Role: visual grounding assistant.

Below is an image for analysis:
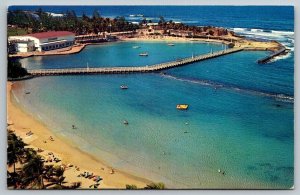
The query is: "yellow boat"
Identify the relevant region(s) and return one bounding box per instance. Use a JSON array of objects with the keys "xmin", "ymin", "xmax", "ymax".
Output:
[{"xmin": 176, "ymin": 104, "xmax": 189, "ymax": 110}]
